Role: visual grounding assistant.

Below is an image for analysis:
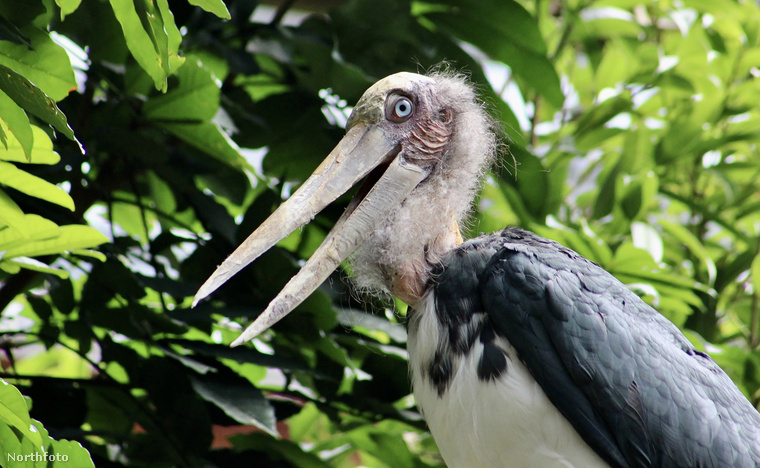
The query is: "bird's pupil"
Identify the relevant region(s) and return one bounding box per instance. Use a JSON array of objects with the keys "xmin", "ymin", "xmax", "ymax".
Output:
[{"xmin": 396, "ymin": 100, "xmax": 410, "ymax": 116}]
